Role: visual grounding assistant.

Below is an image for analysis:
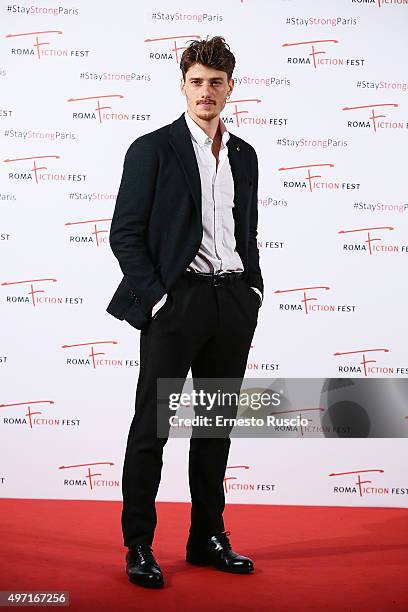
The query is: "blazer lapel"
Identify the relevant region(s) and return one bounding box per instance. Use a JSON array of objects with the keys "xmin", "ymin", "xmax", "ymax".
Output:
[
  {"xmin": 169, "ymin": 114, "xmax": 202, "ymax": 216},
  {"xmin": 227, "ymin": 134, "xmax": 248, "ymax": 217},
  {"xmin": 169, "ymin": 114, "xmax": 249, "ymax": 219}
]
